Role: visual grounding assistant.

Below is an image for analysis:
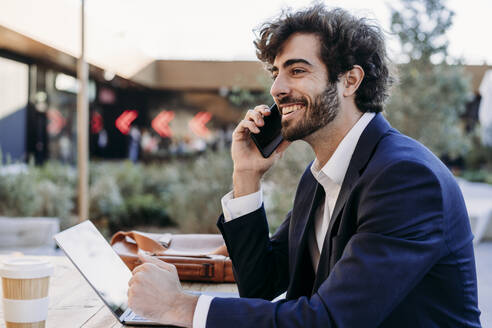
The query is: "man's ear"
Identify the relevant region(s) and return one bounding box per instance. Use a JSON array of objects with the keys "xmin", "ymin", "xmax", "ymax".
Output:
[{"xmin": 342, "ymin": 65, "xmax": 364, "ymax": 97}]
